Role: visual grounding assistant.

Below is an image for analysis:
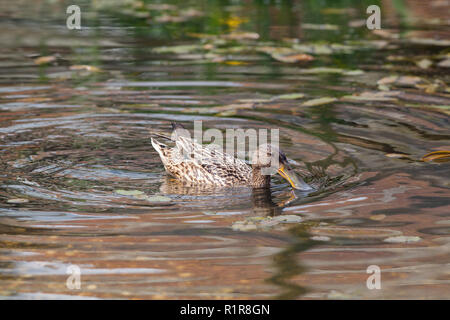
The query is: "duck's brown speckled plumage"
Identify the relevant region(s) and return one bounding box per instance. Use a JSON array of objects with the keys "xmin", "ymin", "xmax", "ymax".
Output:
[
  {"xmin": 151, "ymin": 123, "xmax": 313, "ymax": 191},
  {"xmin": 151, "ymin": 134, "xmax": 260, "ymax": 187}
]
